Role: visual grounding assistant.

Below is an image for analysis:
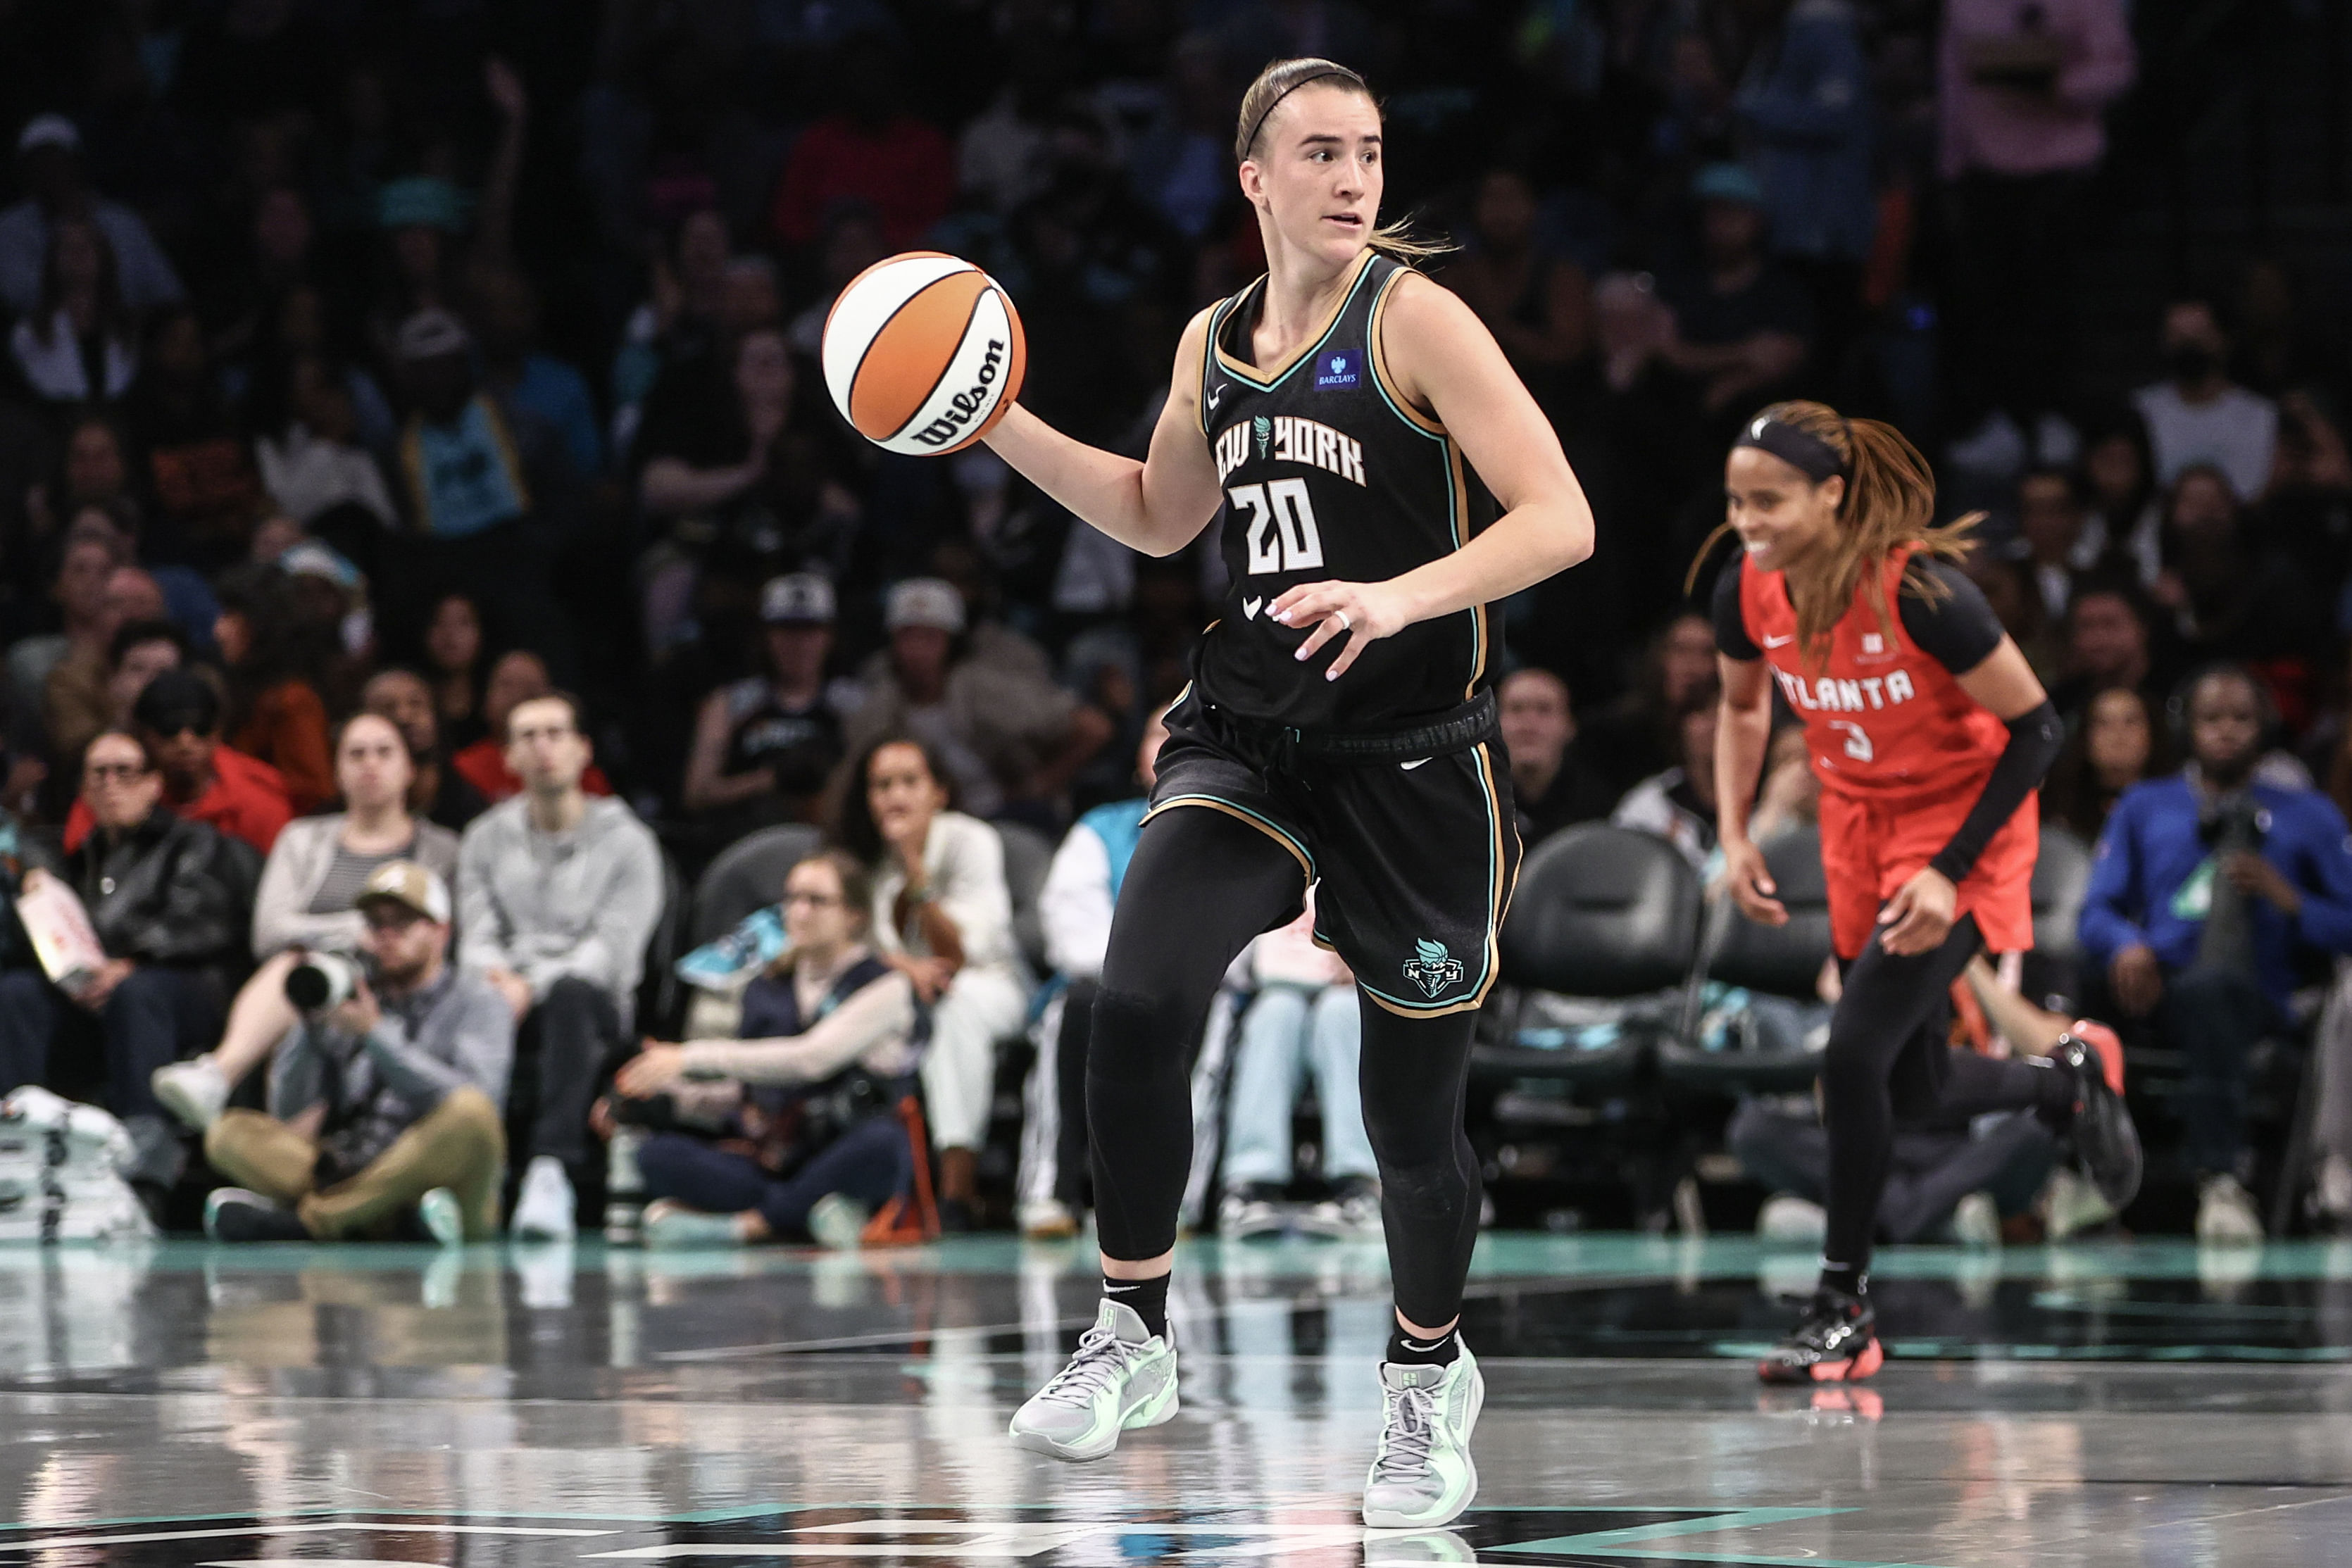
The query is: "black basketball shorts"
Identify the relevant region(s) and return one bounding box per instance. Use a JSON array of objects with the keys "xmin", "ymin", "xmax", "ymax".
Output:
[{"xmin": 1146, "ymin": 693, "xmax": 1522, "ymax": 1018}]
